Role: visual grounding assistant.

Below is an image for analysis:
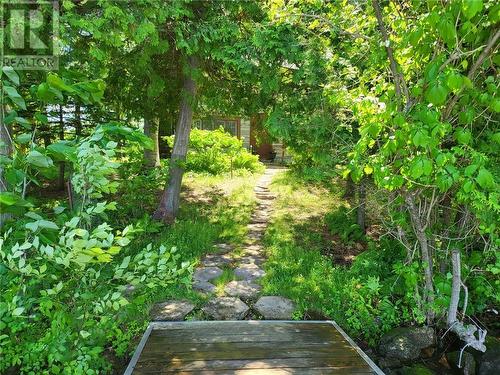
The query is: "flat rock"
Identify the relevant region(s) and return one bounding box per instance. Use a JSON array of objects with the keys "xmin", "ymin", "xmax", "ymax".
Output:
[
  {"xmin": 256, "ymin": 193, "xmax": 276, "ymax": 200},
  {"xmin": 202, "ymin": 297, "xmax": 249, "ymax": 320},
  {"xmin": 234, "ymin": 263, "xmax": 266, "ymax": 280},
  {"xmin": 194, "ymin": 266, "xmax": 223, "ymax": 282},
  {"xmin": 214, "ymin": 243, "xmax": 233, "ymax": 253},
  {"xmin": 378, "ymin": 326, "xmax": 436, "ymax": 362},
  {"xmin": 243, "ymin": 244, "xmax": 264, "ymax": 255},
  {"xmin": 238, "ymin": 254, "xmax": 266, "ymax": 265},
  {"xmin": 254, "ymin": 296, "xmax": 295, "ymax": 319},
  {"xmin": 247, "ymin": 223, "xmax": 267, "ymax": 231},
  {"xmin": 150, "ymin": 300, "xmax": 195, "ymax": 321},
  {"xmin": 193, "ymin": 279, "xmax": 216, "ymax": 294},
  {"xmin": 224, "ymin": 280, "xmax": 262, "ymax": 299},
  {"xmin": 200, "ymin": 253, "xmax": 233, "ymax": 267}
]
